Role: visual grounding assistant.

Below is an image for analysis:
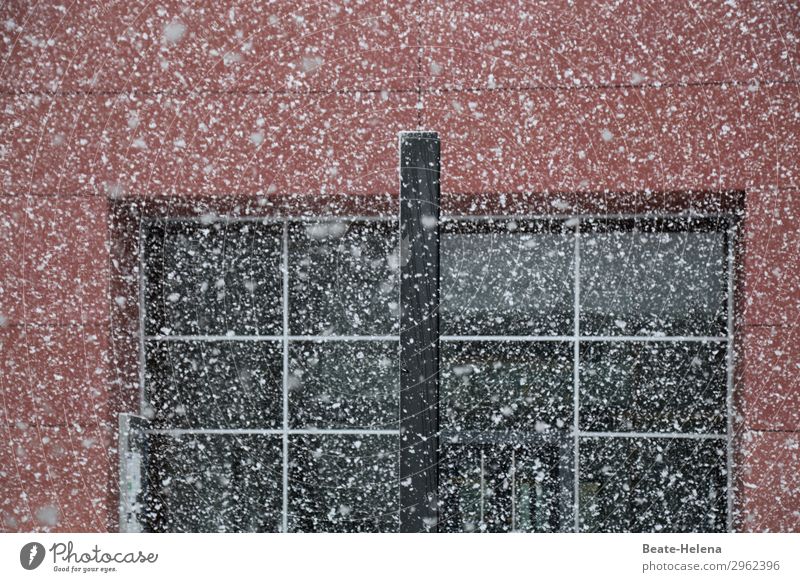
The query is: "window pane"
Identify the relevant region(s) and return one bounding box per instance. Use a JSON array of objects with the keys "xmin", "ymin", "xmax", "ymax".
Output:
[
  {"xmin": 144, "ymin": 221, "xmax": 283, "ymax": 336},
  {"xmin": 579, "ymin": 437, "xmax": 727, "ymax": 532},
  {"xmin": 288, "ymin": 435, "xmax": 399, "ymax": 532},
  {"xmin": 441, "ymin": 221, "xmax": 574, "ymax": 335},
  {"xmin": 441, "ymin": 341, "xmax": 573, "ymax": 432},
  {"xmin": 439, "ymin": 439, "xmax": 573, "ymax": 532},
  {"xmin": 145, "ymin": 434, "xmax": 282, "ymax": 532},
  {"xmin": 580, "ymin": 342, "xmax": 727, "ymax": 434},
  {"xmin": 580, "ymin": 223, "xmax": 727, "ymax": 337},
  {"xmin": 288, "ymin": 341, "xmax": 399, "ymax": 430},
  {"xmin": 145, "ymin": 340, "xmax": 282, "ymax": 429},
  {"xmin": 289, "ymin": 221, "xmax": 399, "ymax": 335}
]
